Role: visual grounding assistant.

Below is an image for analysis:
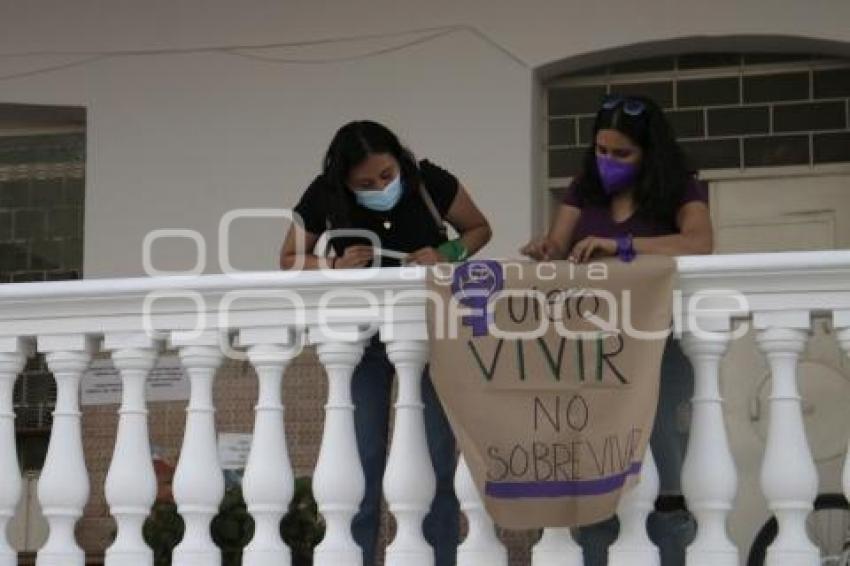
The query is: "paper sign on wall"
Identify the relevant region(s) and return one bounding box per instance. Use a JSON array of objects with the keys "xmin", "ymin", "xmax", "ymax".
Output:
[
  {"xmin": 218, "ymin": 433, "xmax": 253, "ymax": 470},
  {"xmin": 81, "ymin": 354, "xmax": 189, "ymax": 405}
]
